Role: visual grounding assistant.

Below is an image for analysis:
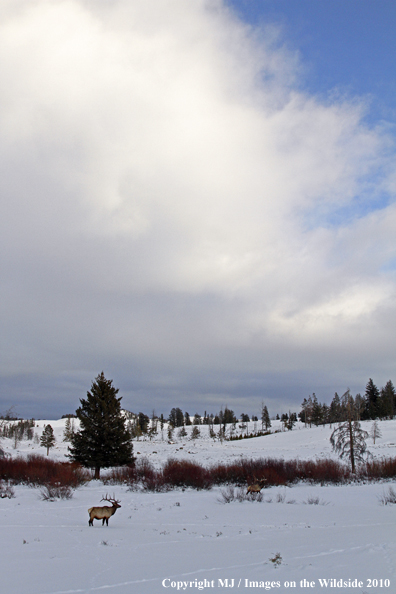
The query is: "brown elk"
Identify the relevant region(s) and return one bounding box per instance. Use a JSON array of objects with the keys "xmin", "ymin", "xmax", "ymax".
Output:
[
  {"xmin": 88, "ymin": 495, "xmax": 121, "ymax": 526},
  {"xmin": 246, "ymin": 477, "xmax": 267, "ymax": 495}
]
